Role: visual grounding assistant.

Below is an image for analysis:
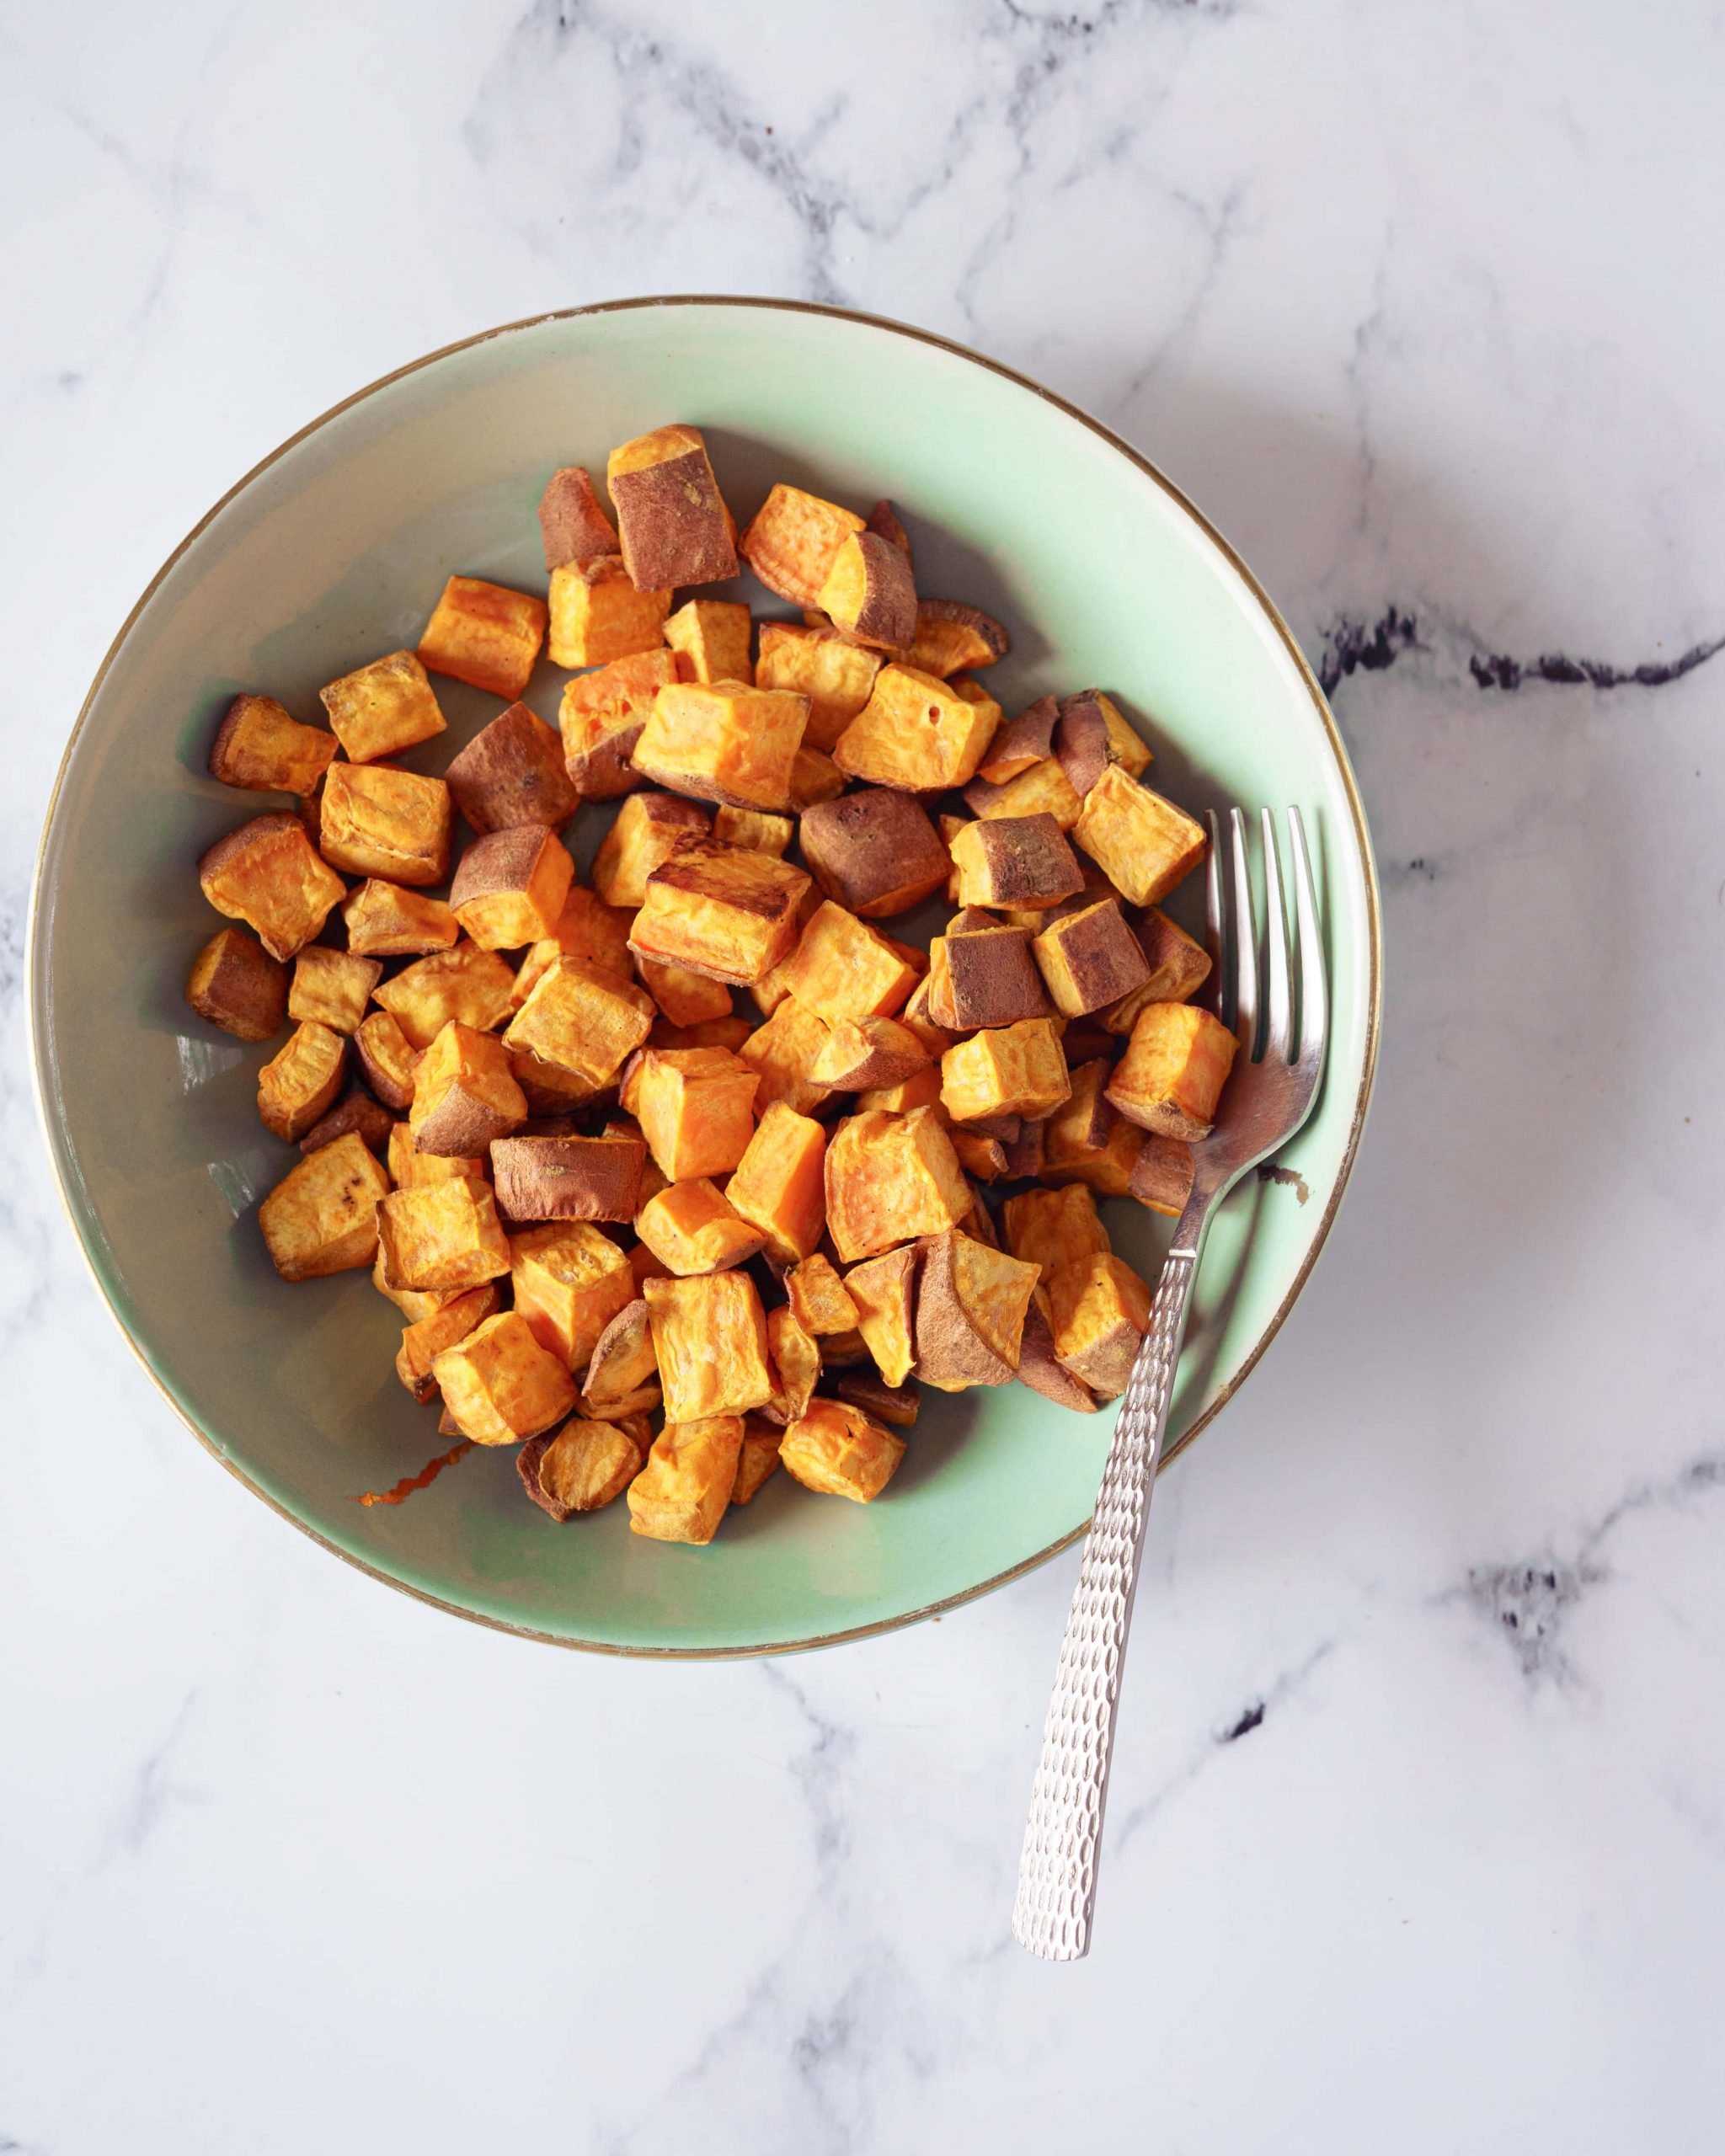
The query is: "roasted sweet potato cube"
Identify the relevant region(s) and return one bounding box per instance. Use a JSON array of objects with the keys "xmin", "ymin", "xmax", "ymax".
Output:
[
  {"xmin": 630, "ymin": 842, "xmax": 811, "ymax": 987},
  {"xmin": 445, "ymin": 702, "xmax": 579, "ymax": 834},
  {"xmin": 761, "ymin": 1305, "xmax": 820, "ymax": 1427},
  {"xmin": 864, "ymin": 498, "xmax": 911, "ymax": 558},
  {"xmin": 539, "ymin": 464, "xmax": 617, "ymax": 571},
  {"xmin": 1015, "ymin": 1288, "xmax": 1099, "ymax": 1412},
  {"xmin": 737, "ymin": 996, "xmax": 835, "ymax": 1117},
  {"xmin": 1108, "ymin": 1002, "xmax": 1238, "ymax": 1140},
  {"xmin": 627, "ymin": 1416, "xmax": 745, "ymax": 1544},
  {"xmin": 779, "ymin": 902, "xmax": 921, "ymax": 1023},
  {"xmin": 376, "ymin": 941, "xmax": 515, "ymax": 1049},
  {"xmin": 519, "ymin": 1417, "xmax": 642, "ymax": 1518},
  {"xmin": 739, "ymin": 483, "xmax": 865, "ymax": 607},
  {"xmin": 633, "ymin": 680, "xmax": 809, "ymax": 812},
  {"xmin": 817, "ymin": 530, "xmax": 916, "ymax": 653},
  {"xmin": 1055, "ymin": 688, "xmax": 1151, "ymax": 793},
  {"xmin": 905, "ymin": 599, "xmax": 1009, "ymax": 677},
  {"xmin": 319, "ymin": 764, "xmax": 451, "ymax": 888},
  {"xmin": 510, "ymin": 1220, "xmax": 635, "ymax": 1370},
  {"xmin": 300, "ymin": 1087, "xmax": 396, "ymax": 1159},
  {"xmin": 1002, "ymin": 1182, "xmax": 1111, "ymax": 1283},
  {"xmin": 287, "ymin": 946, "xmax": 381, "ymax": 1036},
  {"xmin": 1103, "ymin": 907, "xmax": 1211, "ymax": 1033},
  {"xmin": 409, "ymin": 1022, "xmax": 526, "ymax": 1155},
  {"xmin": 963, "ymin": 755, "xmax": 1084, "ymax": 830},
  {"xmin": 943, "ymin": 924, "xmax": 1052, "ymax": 1030},
  {"xmin": 786, "ymin": 1252, "xmax": 858, "ymax": 1337},
  {"xmin": 1129, "ymin": 1132, "xmax": 1196, "ymax": 1217},
  {"xmin": 449, "ymin": 826, "xmax": 574, "ymax": 951},
  {"xmin": 636, "ymin": 956, "xmax": 732, "ymax": 1028},
  {"xmin": 1032, "ymin": 897, "xmax": 1151, "ymax": 1019},
  {"xmin": 581, "ymin": 1296, "xmax": 660, "ymax": 1418},
  {"xmin": 949, "ymin": 814, "xmax": 1083, "ymax": 913},
  {"xmin": 786, "ymin": 745, "xmax": 843, "ymax": 812},
  {"xmin": 824, "ymin": 1105, "xmax": 971, "ymax": 1262},
  {"xmin": 389, "ymin": 1118, "xmax": 483, "ymax": 1188},
  {"xmin": 489, "ymin": 1134, "xmax": 643, "ymax": 1225},
  {"xmin": 373, "ymin": 1246, "xmax": 465, "ymax": 1322},
  {"xmin": 257, "ymin": 1131, "xmax": 390, "ymax": 1282},
  {"xmin": 418, "ymin": 575, "xmax": 547, "ymax": 701},
  {"xmin": 590, "ymin": 788, "xmax": 710, "ymax": 907},
  {"xmin": 185, "ymin": 926, "xmax": 286, "ymax": 1040},
  {"xmin": 514, "ymin": 886, "xmax": 634, "ymax": 1003},
  {"xmin": 624, "ymin": 1046, "xmax": 757, "ymax": 1181},
  {"xmin": 833, "ymin": 664, "xmax": 999, "ymax": 793},
  {"xmin": 706, "ymin": 810, "xmax": 788, "ymax": 864},
  {"xmin": 644, "ymin": 1273, "xmax": 775, "ymax": 1422},
  {"xmin": 730, "ymin": 1415, "xmax": 783, "ymax": 1505},
  {"xmin": 434, "ymin": 1309, "xmax": 579, "ymax": 1444},
  {"xmin": 952, "ymin": 1131, "xmax": 1008, "ymax": 1180},
  {"xmin": 913, "ymin": 1228, "xmax": 1039, "ymax": 1390},
  {"xmin": 809, "ymin": 1016, "xmax": 928, "ymax": 1092},
  {"xmin": 1042, "ymin": 1057, "xmax": 1143, "ymax": 1195},
  {"xmin": 856, "ymin": 1064, "xmax": 944, "ymax": 1115},
  {"xmin": 396, "ymin": 1283, "xmax": 500, "ymax": 1401},
  {"xmin": 1048, "ymin": 1253, "xmax": 1152, "ymax": 1397},
  {"xmin": 1072, "ymin": 766, "xmax": 1208, "ymax": 908},
  {"xmin": 199, "ymin": 813, "xmax": 346, "ymax": 961},
  {"xmin": 318, "ymin": 649, "xmax": 446, "ymax": 764},
  {"xmin": 377, "ymin": 1178, "xmax": 511, "ymax": 1292},
  {"xmin": 558, "ymin": 648, "xmax": 678, "ymax": 801},
  {"xmin": 636, "ymin": 1180, "xmax": 765, "ymax": 1275},
  {"xmin": 209, "ymin": 694, "xmax": 336, "ymax": 795},
  {"xmin": 257, "ymin": 1021, "xmax": 345, "ymax": 1141},
  {"xmin": 504, "ymin": 955, "xmax": 654, "ymax": 1086},
  {"xmin": 755, "ymin": 622, "xmax": 881, "ymax": 750},
  {"xmin": 665, "ymin": 598, "xmax": 753, "ymax": 686},
  {"xmin": 779, "ymin": 1398, "xmax": 905, "ymax": 1502},
  {"xmin": 834, "ymin": 1369, "xmax": 917, "ymax": 1428},
  {"xmin": 354, "ymin": 1009, "xmax": 421, "ymax": 1110},
  {"xmin": 724, "ymin": 1101, "xmax": 826, "ymax": 1264},
  {"xmin": 797, "ymin": 790, "xmax": 951, "ymax": 921},
  {"xmin": 941, "ymin": 1018, "xmax": 1071, "ymax": 1124},
  {"xmin": 844, "ymin": 1244, "xmax": 918, "ymax": 1387},
  {"xmin": 606, "ymin": 424, "xmax": 737, "ymax": 590},
  {"xmin": 976, "ymin": 695, "xmax": 1057, "ymax": 787},
  {"xmin": 651, "ymin": 1015, "xmax": 754, "ymax": 1054},
  {"xmin": 342, "ymin": 880, "xmax": 458, "ymax": 958},
  {"xmin": 548, "ymin": 555, "xmax": 670, "ymax": 669}
]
